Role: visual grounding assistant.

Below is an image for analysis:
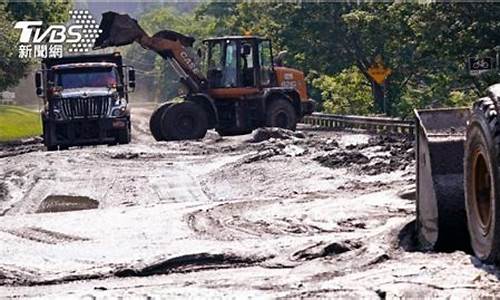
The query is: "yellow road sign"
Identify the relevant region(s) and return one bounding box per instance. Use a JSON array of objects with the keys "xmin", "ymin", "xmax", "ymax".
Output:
[{"xmin": 368, "ymin": 65, "xmax": 392, "ymax": 85}]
